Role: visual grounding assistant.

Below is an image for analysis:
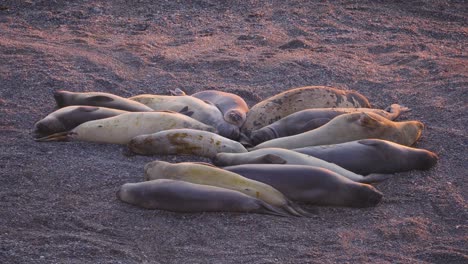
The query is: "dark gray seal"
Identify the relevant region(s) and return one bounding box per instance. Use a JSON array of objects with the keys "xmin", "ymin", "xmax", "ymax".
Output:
[
  {"xmin": 33, "ymin": 106, "xmax": 127, "ymax": 138},
  {"xmin": 293, "ymin": 139, "xmax": 438, "ymax": 175},
  {"xmin": 223, "ymin": 164, "xmax": 383, "ymax": 208},
  {"xmin": 54, "ymin": 90, "xmax": 154, "ymax": 112},
  {"xmin": 117, "ymin": 179, "xmax": 289, "ymax": 216}
]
